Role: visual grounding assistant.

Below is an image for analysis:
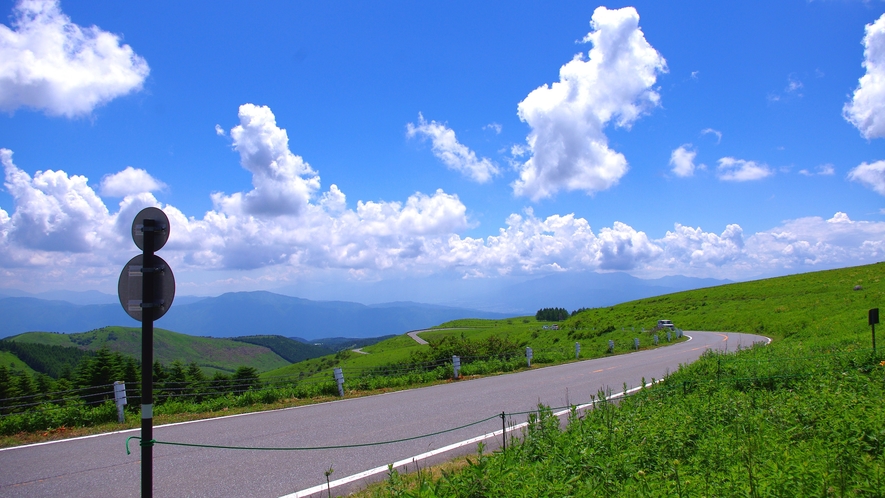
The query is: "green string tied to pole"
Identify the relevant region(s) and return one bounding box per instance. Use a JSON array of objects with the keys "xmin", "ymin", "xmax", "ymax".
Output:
[{"xmin": 126, "ymin": 436, "xmax": 156, "ymax": 455}]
